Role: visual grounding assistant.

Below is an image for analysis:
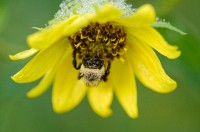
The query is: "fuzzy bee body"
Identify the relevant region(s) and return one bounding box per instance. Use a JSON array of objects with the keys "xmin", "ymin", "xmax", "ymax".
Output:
[
  {"xmin": 72, "ymin": 54, "xmax": 110, "ymax": 86},
  {"xmin": 80, "ymin": 64, "xmax": 105, "ymax": 86}
]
